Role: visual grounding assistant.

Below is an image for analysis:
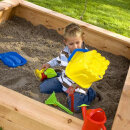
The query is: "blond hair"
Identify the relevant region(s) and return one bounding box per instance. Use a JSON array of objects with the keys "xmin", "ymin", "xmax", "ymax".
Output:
[{"xmin": 63, "ymin": 23, "xmax": 83, "ymax": 40}]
